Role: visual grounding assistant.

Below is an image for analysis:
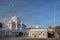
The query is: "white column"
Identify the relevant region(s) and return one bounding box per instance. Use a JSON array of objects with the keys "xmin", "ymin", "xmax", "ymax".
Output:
[
  {"xmin": 29, "ymin": 32, "xmax": 31, "ymax": 37},
  {"xmin": 15, "ymin": 21, "xmax": 17, "ymax": 30}
]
